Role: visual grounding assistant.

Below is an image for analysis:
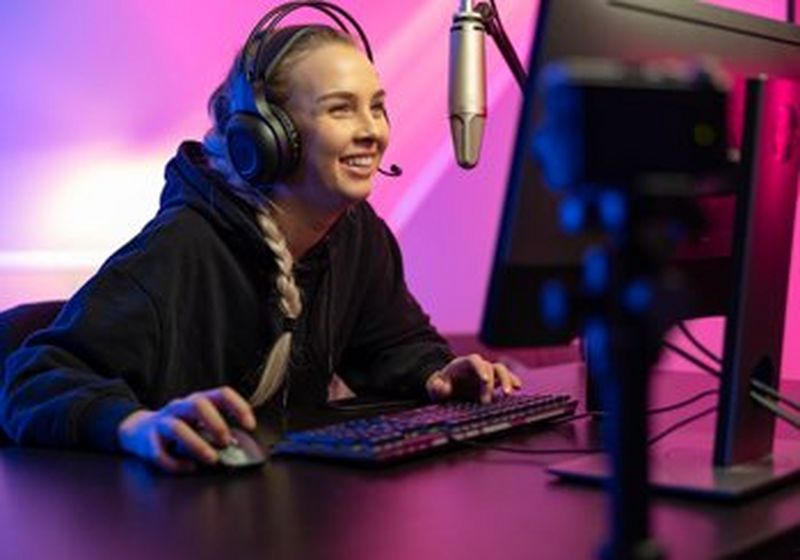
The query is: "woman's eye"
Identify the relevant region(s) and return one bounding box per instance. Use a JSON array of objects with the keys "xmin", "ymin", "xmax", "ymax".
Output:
[
  {"xmin": 330, "ymin": 104, "xmax": 351, "ymax": 114},
  {"xmin": 371, "ymin": 103, "xmax": 386, "ymax": 115}
]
